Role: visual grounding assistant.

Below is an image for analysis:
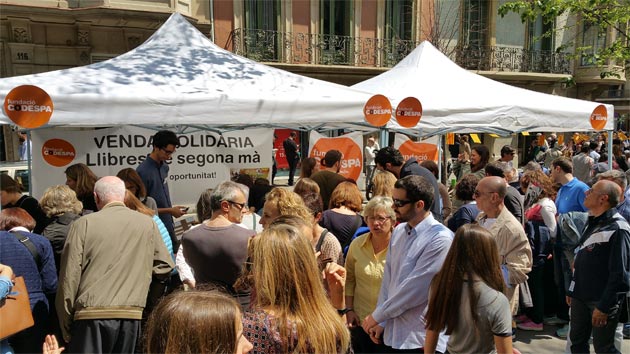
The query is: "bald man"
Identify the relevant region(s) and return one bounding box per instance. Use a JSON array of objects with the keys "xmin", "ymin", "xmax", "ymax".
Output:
[
  {"xmin": 568, "ymin": 180, "xmax": 630, "ymax": 353},
  {"xmin": 475, "ymin": 176, "xmax": 533, "ymax": 324},
  {"xmin": 56, "ymin": 176, "xmax": 174, "ymax": 353}
]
